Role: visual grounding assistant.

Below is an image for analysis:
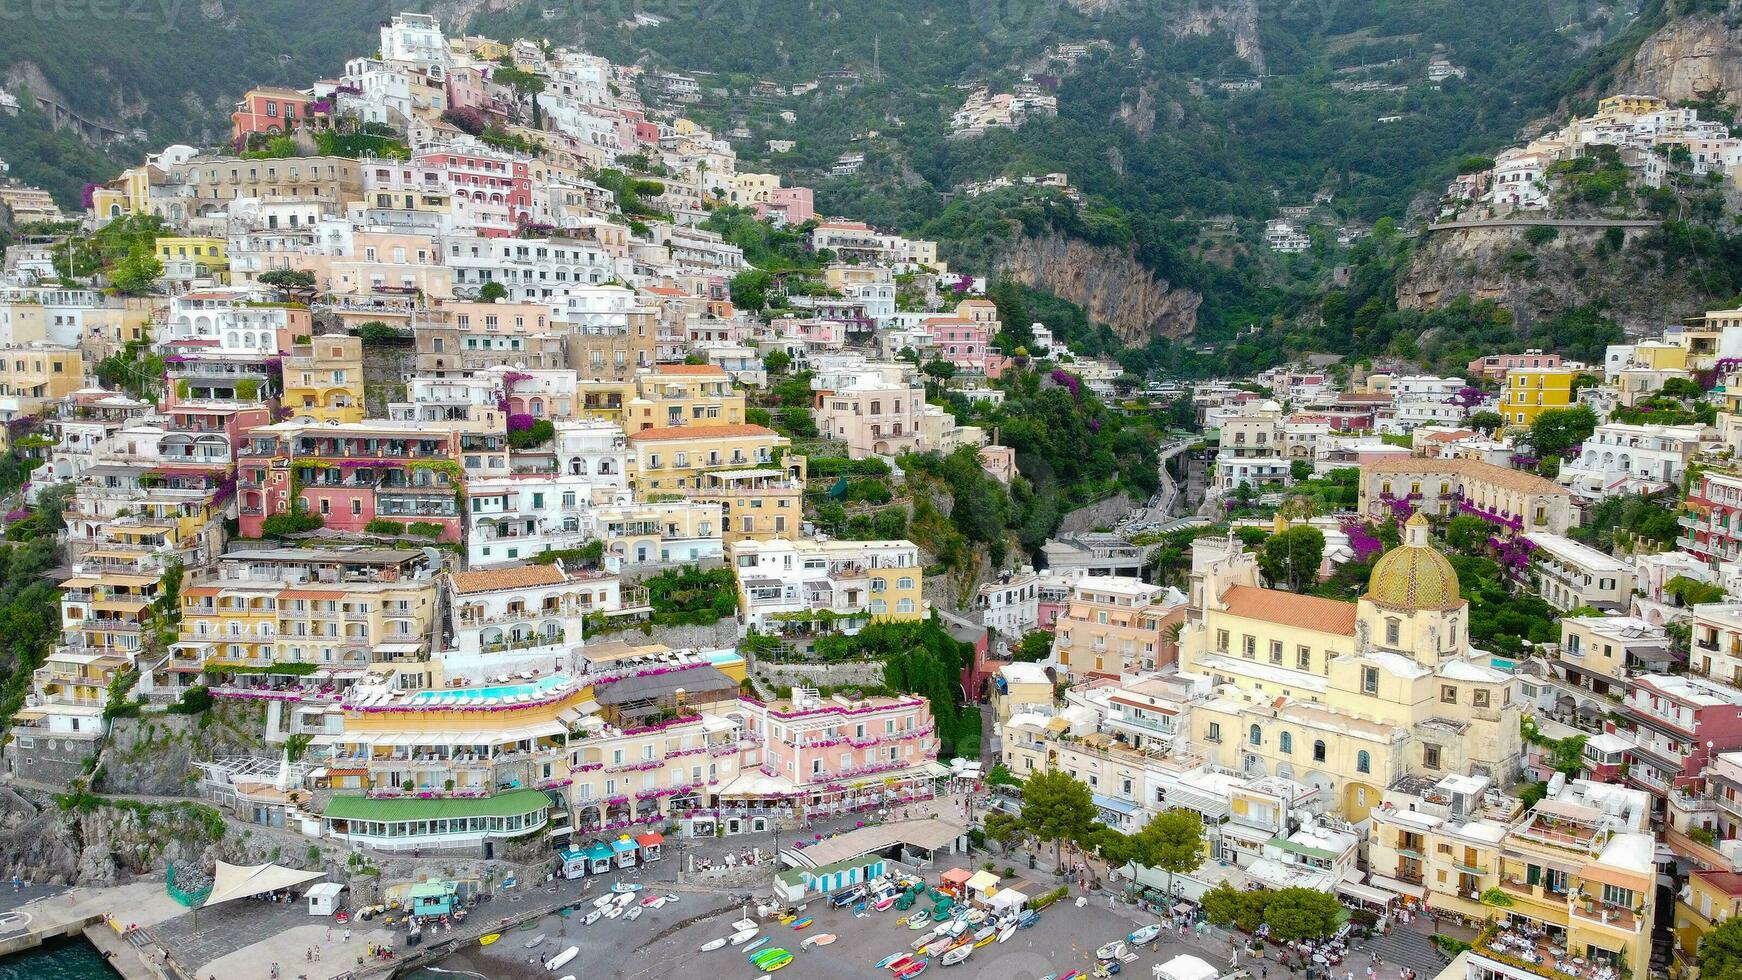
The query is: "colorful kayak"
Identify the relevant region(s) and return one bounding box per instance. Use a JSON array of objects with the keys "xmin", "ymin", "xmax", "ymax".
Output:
[
  {"xmin": 754, "ymin": 950, "xmax": 794, "ymax": 972},
  {"xmin": 479, "ymin": 934, "xmax": 500, "ymax": 947},
  {"xmin": 745, "ymin": 937, "xmax": 771, "ymax": 955},
  {"xmin": 792, "ymin": 917, "xmax": 813, "ymax": 930}
]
